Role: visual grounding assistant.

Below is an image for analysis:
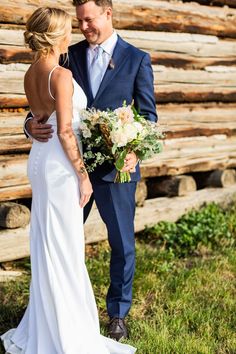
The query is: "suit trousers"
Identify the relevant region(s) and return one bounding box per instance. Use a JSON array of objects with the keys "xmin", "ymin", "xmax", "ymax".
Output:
[{"xmin": 84, "ymin": 179, "xmax": 137, "ymax": 319}]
